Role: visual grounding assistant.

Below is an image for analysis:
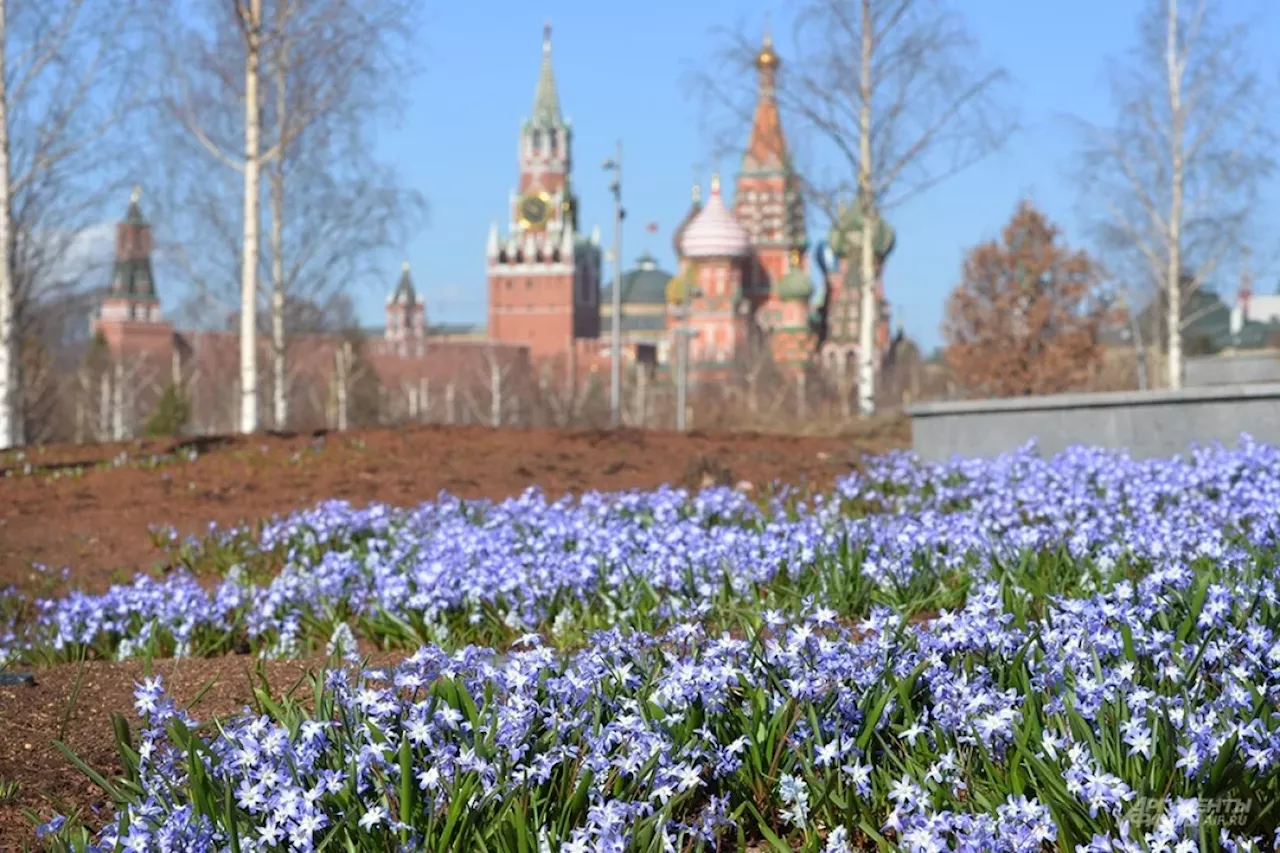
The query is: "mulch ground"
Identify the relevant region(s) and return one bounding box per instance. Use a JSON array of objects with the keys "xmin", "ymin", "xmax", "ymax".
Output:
[
  {"xmin": 0, "ymin": 420, "xmax": 909, "ymax": 847},
  {"xmin": 0, "ymin": 653, "xmax": 404, "ymax": 846},
  {"xmin": 0, "ymin": 421, "xmax": 907, "ymax": 594}
]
